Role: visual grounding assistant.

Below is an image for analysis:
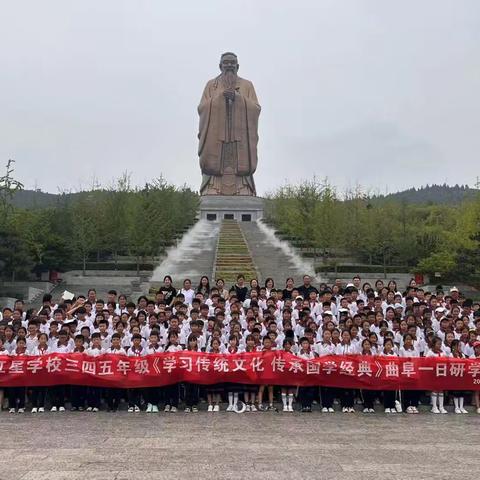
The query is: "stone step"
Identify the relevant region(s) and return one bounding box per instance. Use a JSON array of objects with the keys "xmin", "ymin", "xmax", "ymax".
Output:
[
  {"xmin": 239, "ymin": 220, "xmax": 319, "ymax": 286},
  {"xmin": 214, "ymin": 219, "xmax": 259, "ymax": 282}
]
